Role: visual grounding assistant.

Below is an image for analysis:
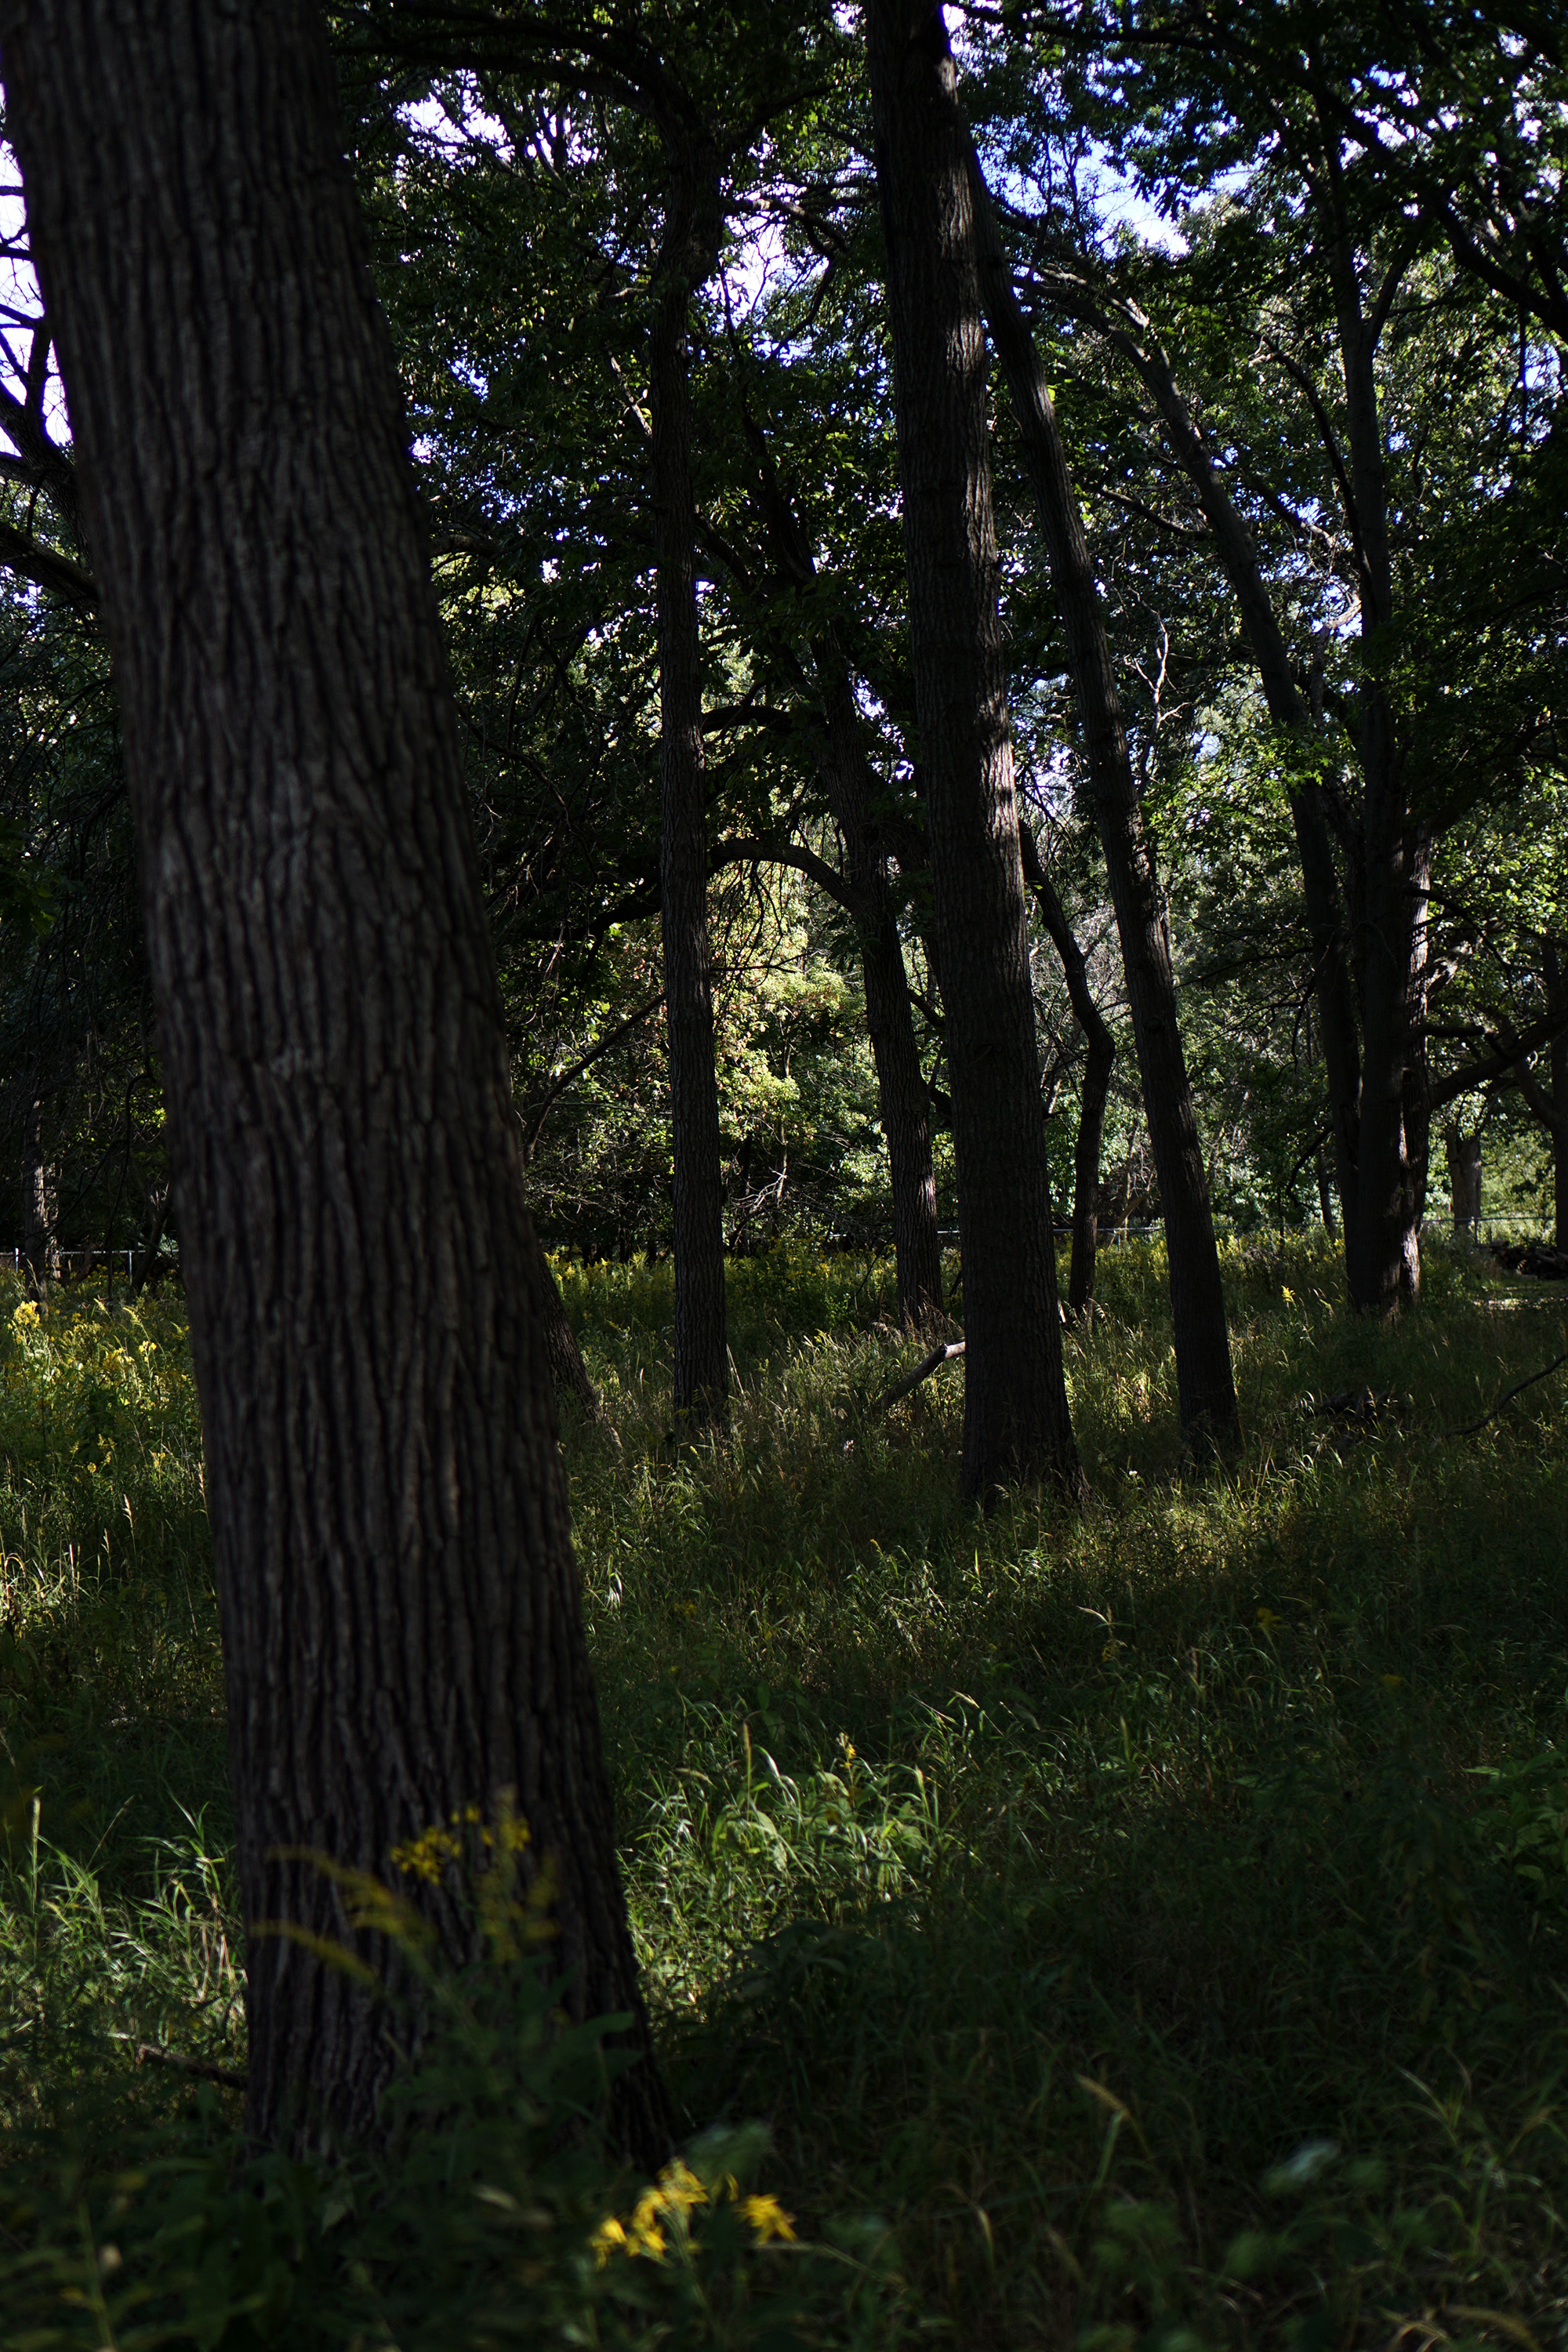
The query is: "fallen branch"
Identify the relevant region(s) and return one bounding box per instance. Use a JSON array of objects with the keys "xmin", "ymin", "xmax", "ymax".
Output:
[
  {"xmin": 136, "ymin": 2044, "xmax": 248, "ymax": 2091},
  {"xmin": 1440, "ymin": 1350, "xmax": 1568, "ymax": 1441},
  {"xmin": 873, "ymin": 1338, "xmax": 964, "ymax": 1414}
]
